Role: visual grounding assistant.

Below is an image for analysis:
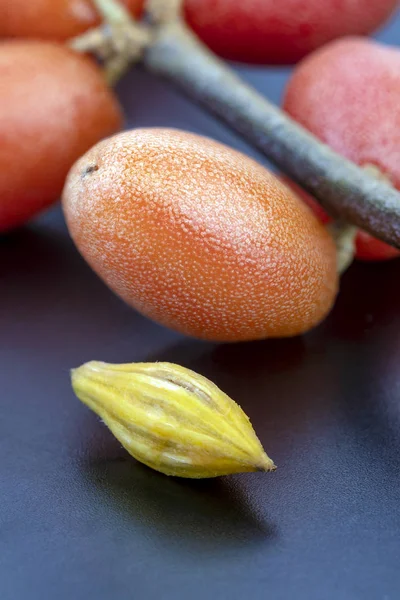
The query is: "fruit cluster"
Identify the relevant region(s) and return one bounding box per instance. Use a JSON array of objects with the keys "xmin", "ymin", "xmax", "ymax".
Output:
[{"xmin": 1, "ymin": 0, "xmax": 399, "ymax": 342}]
